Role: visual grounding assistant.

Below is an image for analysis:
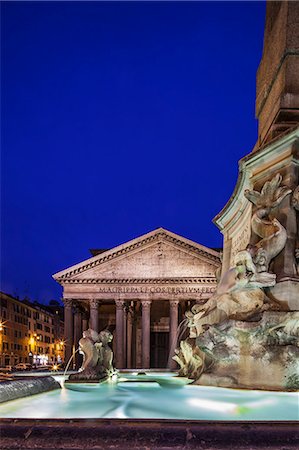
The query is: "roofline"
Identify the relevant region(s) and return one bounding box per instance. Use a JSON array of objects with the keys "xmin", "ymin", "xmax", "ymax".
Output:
[{"xmin": 53, "ymin": 227, "xmax": 221, "ymax": 281}]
